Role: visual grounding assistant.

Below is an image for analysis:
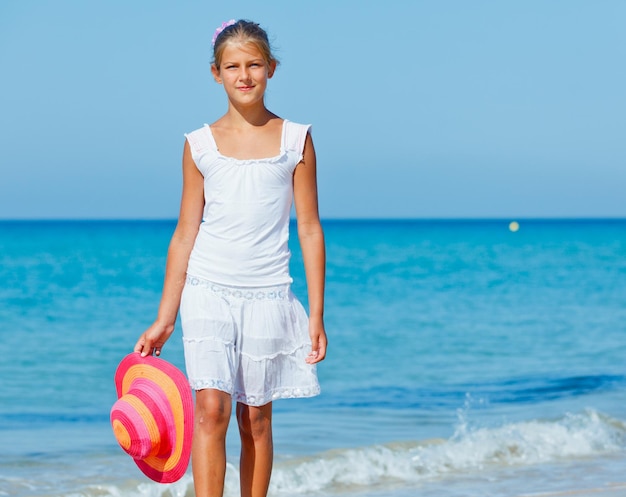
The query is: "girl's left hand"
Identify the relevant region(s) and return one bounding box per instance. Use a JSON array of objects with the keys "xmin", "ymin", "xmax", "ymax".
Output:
[{"xmin": 306, "ymin": 318, "xmax": 327, "ymax": 364}]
